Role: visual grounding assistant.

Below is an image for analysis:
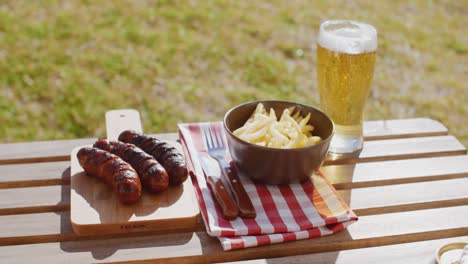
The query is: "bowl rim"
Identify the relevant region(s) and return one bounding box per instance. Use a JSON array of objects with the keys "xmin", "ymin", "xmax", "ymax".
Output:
[{"xmin": 223, "ymin": 100, "xmax": 335, "ymax": 152}]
